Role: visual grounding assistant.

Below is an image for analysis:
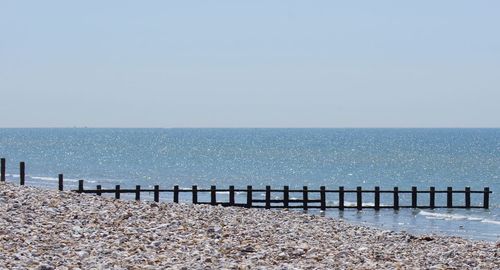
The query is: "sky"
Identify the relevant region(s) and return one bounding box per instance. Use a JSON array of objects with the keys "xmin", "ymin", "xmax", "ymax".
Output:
[{"xmin": 1, "ymin": 1, "xmax": 499, "ymax": 128}]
